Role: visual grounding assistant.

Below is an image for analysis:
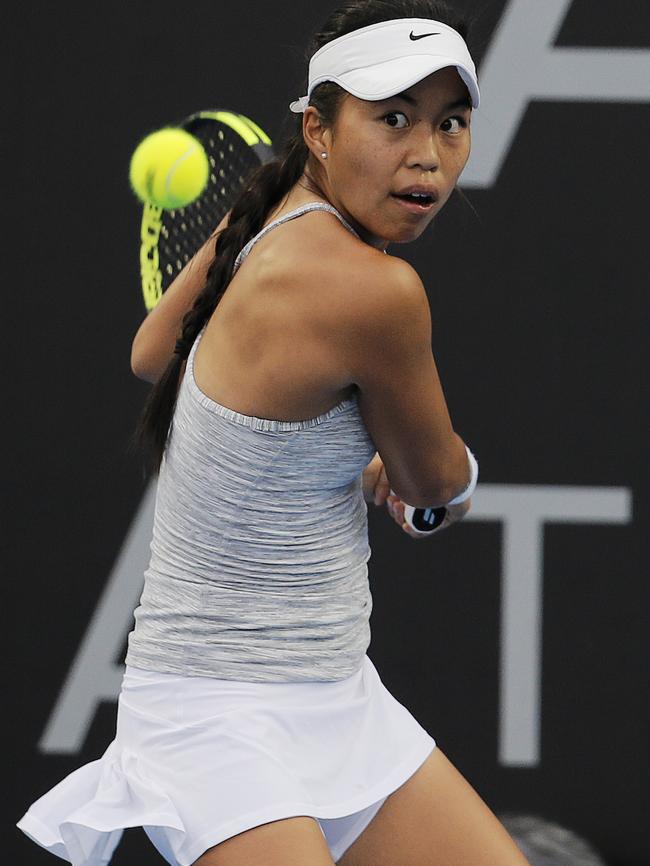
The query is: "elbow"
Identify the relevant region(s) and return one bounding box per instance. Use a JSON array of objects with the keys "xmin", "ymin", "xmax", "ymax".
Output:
[
  {"xmin": 131, "ymin": 364, "xmax": 158, "ymax": 385},
  {"xmin": 130, "ymin": 345, "xmax": 146, "ymax": 381},
  {"xmin": 130, "ymin": 346, "xmax": 157, "ymax": 384},
  {"xmin": 130, "ymin": 331, "xmax": 161, "ymax": 383},
  {"xmin": 130, "ymin": 331, "xmax": 145, "ymax": 379},
  {"xmin": 130, "ymin": 349, "xmax": 142, "ymax": 379}
]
